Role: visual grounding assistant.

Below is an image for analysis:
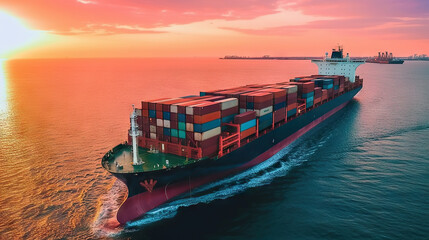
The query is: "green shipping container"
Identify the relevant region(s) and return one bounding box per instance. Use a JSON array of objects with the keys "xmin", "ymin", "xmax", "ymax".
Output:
[
  {"xmin": 178, "ymin": 122, "xmax": 186, "ymax": 131},
  {"xmin": 179, "ymin": 130, "xmax": 186, "ymax": 139}
]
